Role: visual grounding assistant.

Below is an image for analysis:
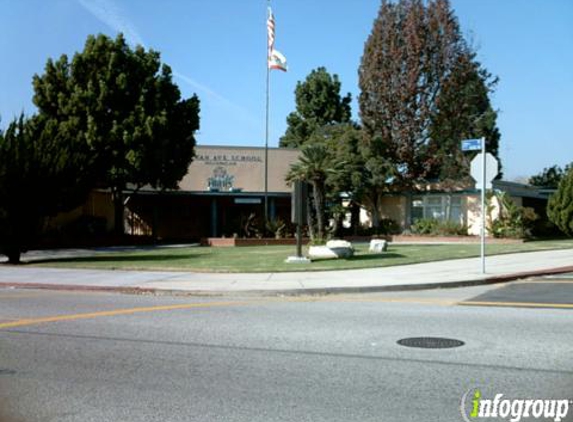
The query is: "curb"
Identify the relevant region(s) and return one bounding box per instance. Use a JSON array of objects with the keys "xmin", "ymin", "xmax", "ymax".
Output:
[
  {"xmin": 482, "ymin": 265, "xmax": 573, "ymax": 284},
  {"xmin": 0, "ymin": 282, "xmax": 159, "ymax": 295},
  {"xmin": 1, "ymin": 266, "xmax": 572, "ymax": 297}
]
